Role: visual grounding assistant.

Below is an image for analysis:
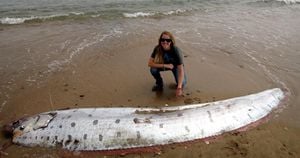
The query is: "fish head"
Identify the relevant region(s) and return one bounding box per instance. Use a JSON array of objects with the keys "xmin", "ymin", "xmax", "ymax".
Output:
[{"xmin": 5, "ymin": 112, "xmax": 57, "ymax": 141}]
